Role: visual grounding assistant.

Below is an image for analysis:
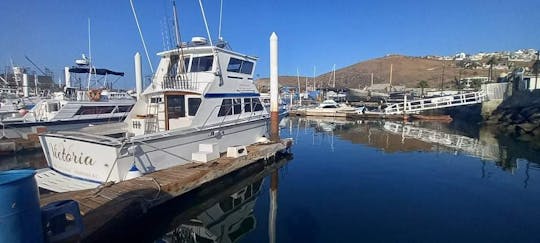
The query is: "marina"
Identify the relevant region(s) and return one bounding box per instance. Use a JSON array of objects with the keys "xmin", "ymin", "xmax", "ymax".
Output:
[
  {"xmin": 3, "ymin": 117, "xmax": 540, "ymax": 242},
  {"xmin": 1, "ymin": 0, "xmax": 540, "ymax": 242}
]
